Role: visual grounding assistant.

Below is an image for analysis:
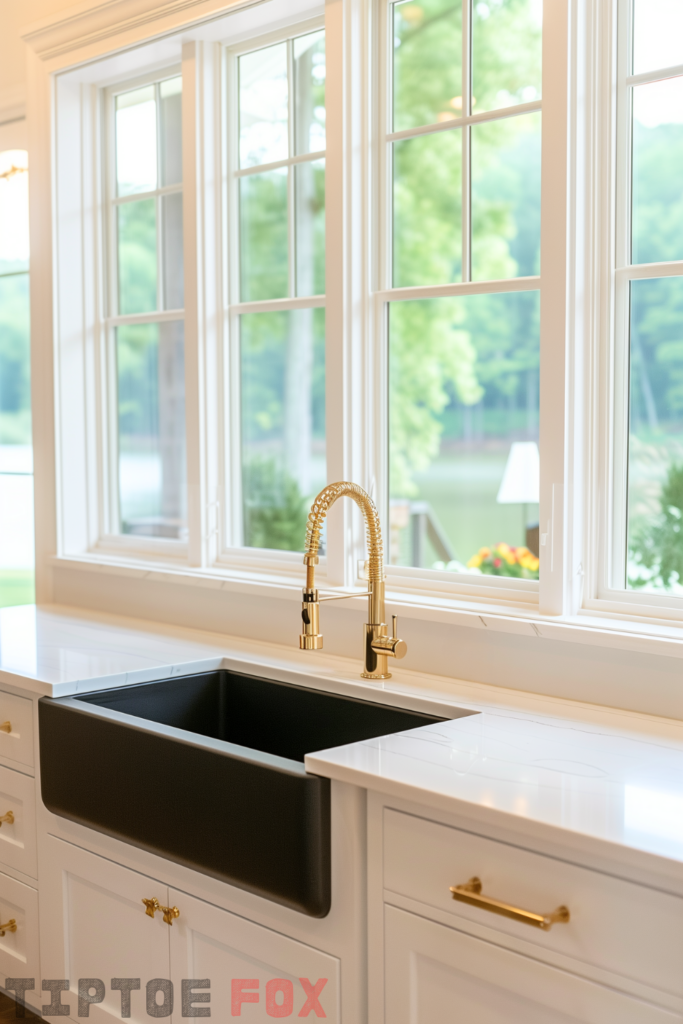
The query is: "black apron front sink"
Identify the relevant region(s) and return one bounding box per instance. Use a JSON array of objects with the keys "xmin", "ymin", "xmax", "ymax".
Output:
[{"xmin": 39, "ymin": 670, "xmax": 449, "ymax": 917}]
